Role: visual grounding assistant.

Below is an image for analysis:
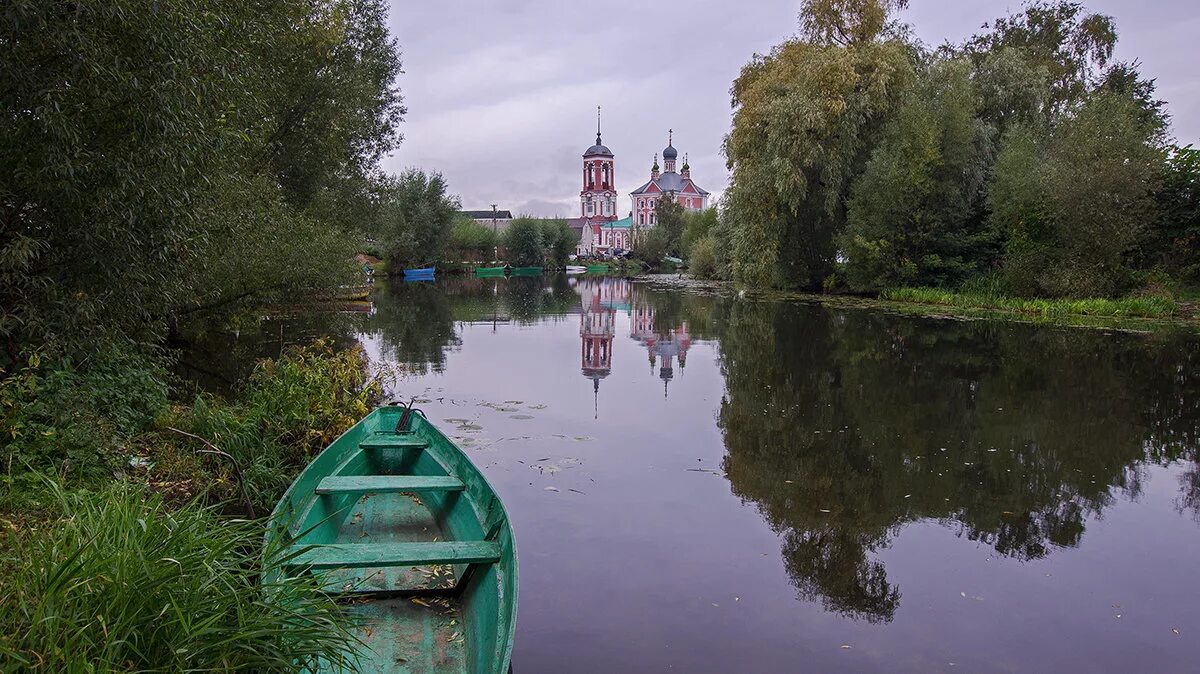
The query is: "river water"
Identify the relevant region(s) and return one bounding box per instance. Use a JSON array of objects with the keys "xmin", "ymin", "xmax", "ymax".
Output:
[{"xmin": 184, "ymin": 274, "xmax": 1200, "ymax": 672}]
